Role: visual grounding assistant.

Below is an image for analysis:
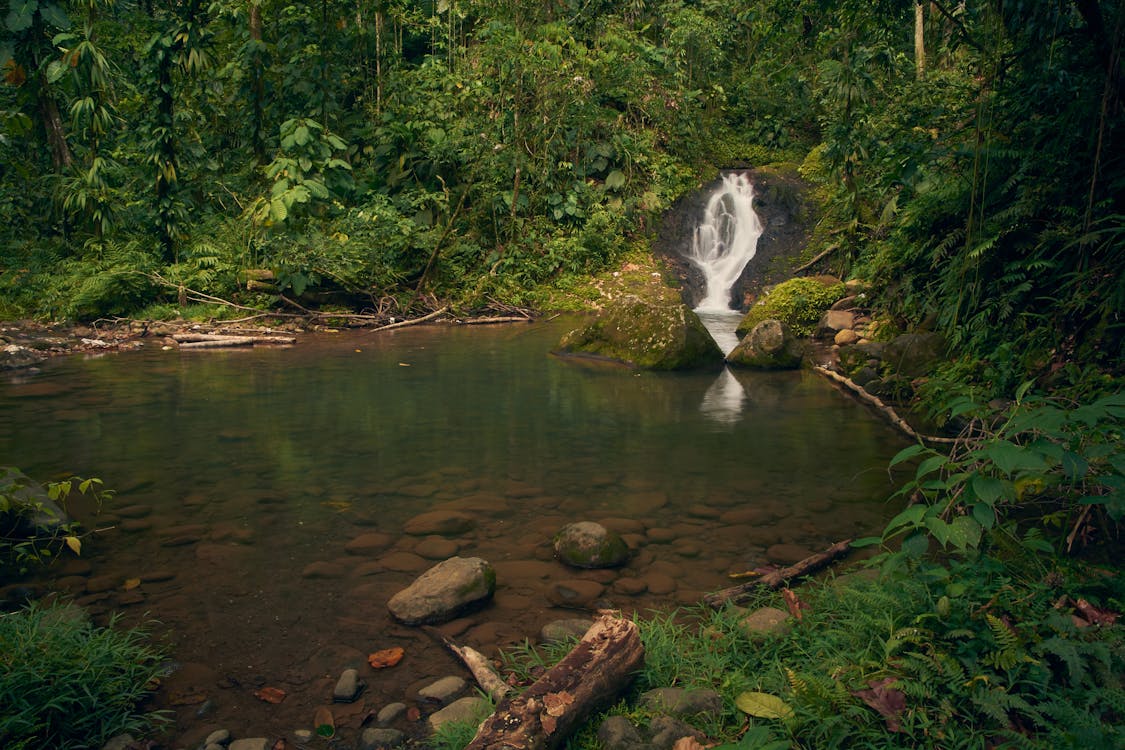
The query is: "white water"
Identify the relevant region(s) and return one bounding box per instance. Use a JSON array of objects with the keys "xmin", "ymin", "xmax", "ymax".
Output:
[{"xmin": 687, "ymin": 172, "xmax": 763, "ymax": 314}]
